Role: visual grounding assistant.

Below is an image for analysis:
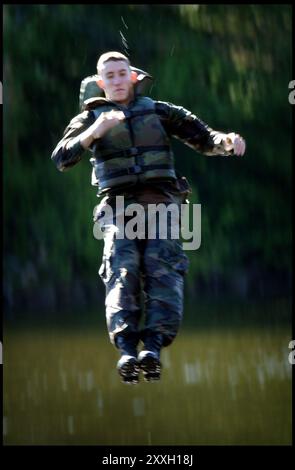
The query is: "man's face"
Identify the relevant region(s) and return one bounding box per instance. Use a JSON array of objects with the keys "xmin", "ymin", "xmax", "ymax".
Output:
[{"xmin": 100, "ymin": 60, "xmax": 134, "ymax": 105}]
